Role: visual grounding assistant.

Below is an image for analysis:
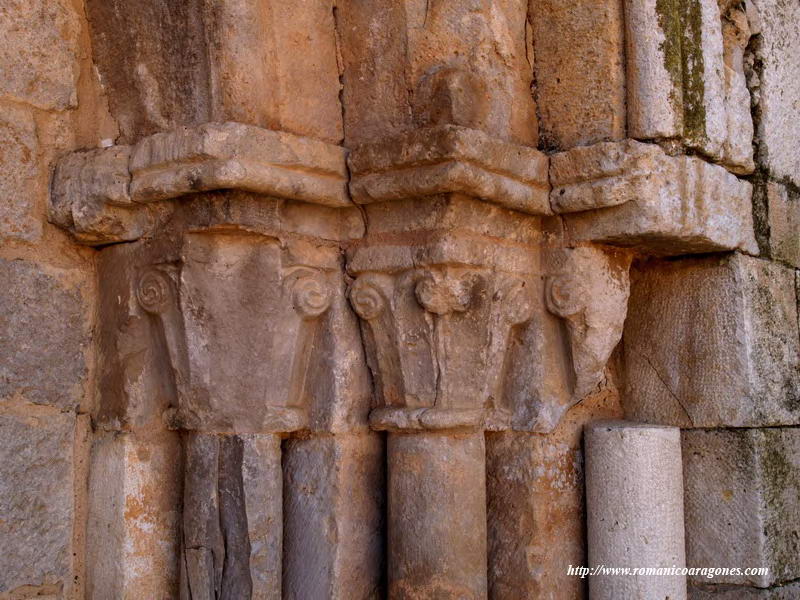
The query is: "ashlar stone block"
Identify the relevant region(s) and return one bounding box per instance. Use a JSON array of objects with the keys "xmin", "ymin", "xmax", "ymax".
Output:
[
  {"xmin": 530, "ymin": 0, "xmax": 626, "ymax": 150},
  {"xmin": 625, "ymin": 0, "xmax": 754, "ymax": 169},
  {"xmin": 0, "ymin": 104, "xmax": 41, "ymax": 242},
  {"xmin": 85, "ymin": 0, "xmax": 342, "ymax": 143},
  {"xmin": 748, "ymin": 0, "xmax": 800, "ymax": 187},
  {"xmin": 0, "ymin": 258, "xmax": 90, "ymax": 410},
  {"xmin": 683, "ymin": 428, "xmax": 800, "ymax": 587},
  {"xmin": 624, "ymin": 253, "xmax": 800, "ymax": 427},
  {"xmin": 0, "ymin": 0, "xmax": 80, "ymax": 110},
  {"xmin": 766, "ymin": 181, "xmax": 800, "ymax": 268},
  {"xmin": 0, "ymin": 411, "xmax": 77, "ymax": 593}
]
